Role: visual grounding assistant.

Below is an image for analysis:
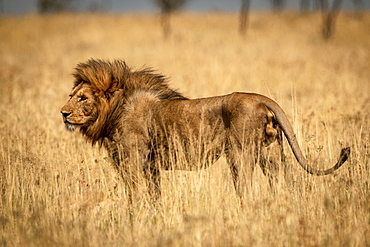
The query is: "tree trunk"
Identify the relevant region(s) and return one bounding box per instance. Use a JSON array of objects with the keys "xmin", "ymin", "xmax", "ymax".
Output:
[
  {"xmin": 239, "ymin": 0, "xmax": 250, "ymax": 36},
  {"xmin": 320, "ymin": 0, "xmax": 342, "ymax": 40},
  {"xmin": 161, "ymin": 10, "xmax": 171, "ymax": 38}
]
